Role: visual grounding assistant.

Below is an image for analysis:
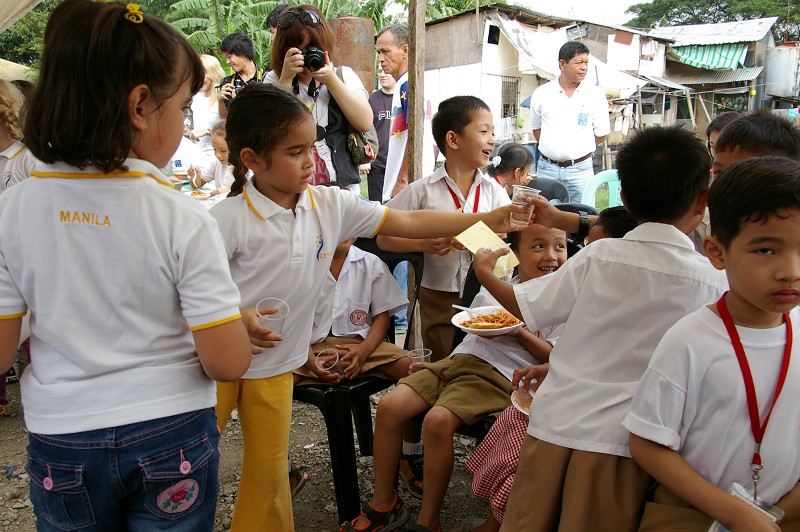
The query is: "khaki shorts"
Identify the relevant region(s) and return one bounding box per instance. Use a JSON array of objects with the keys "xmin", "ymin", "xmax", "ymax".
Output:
[
  {"xmin": 293, "ymin": 336, "xmax": 407, "ymax": 385},
  {"xmin": 499, "ymin": 436, "xmax": 651, "ymax": 532},
  {"xmin": 398, "ymin": 353, "xmax": 512, "ymax": 425}
]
